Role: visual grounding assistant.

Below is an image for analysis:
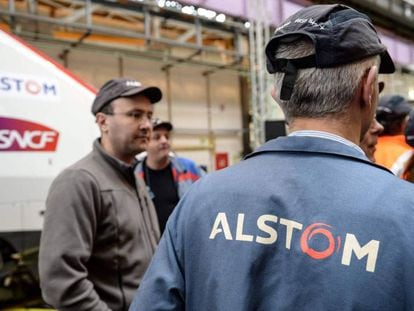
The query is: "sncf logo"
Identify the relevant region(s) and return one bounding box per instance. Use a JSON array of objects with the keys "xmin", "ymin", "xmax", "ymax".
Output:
[
  {"xmin": 0, "ymin": 73, "xmax": 59, "ymax": 101},
  {"xmin": 0, "ymin": 117, "xmax": 59, "ymax": 151},
  {"xmin": 209, "ymin": 213, "xmax": 380, "ymax": 273}
]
